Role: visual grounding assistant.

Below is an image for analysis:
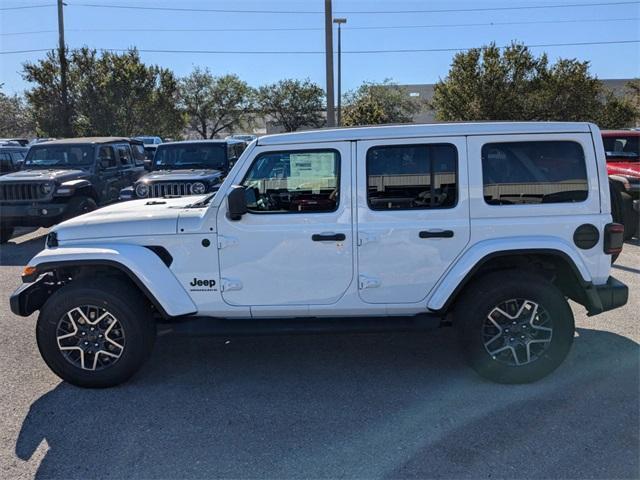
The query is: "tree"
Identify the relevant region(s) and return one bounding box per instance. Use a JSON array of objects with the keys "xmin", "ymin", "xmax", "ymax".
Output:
[
  {"xmin": 342, "ymin": 80, "xmax": 420, "ymax": 126},
  {"xmin": 432, "ymin": 42, "xmax": 638, "ymax": 128},
  {"xmin": 179, "ymin": 68, "xmax": 253, "ymax": 138},
  {"xmin": 0, "ymin": 85, "xmax": 34, "ymax": 137},
  {"xmin": 23, "ymin": 50, "xmax": 80, "ymax": 137},
  {"xmin": 23, "ymin": 48, "xmax": 184, "ymax": 138},
  {"xmin": 256, "ymin": 79, "xmax": 324, "ymax": 132}
]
